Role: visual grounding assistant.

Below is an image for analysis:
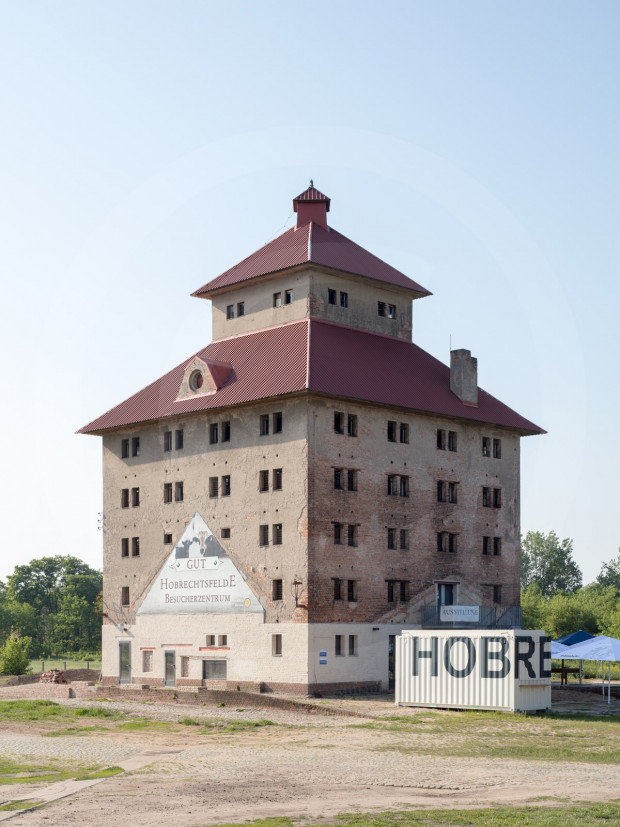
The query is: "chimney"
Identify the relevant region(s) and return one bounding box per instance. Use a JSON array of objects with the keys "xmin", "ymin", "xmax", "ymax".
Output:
[
  {"xmin": 293, "ymin": 182, "xmax": 330, "ymax": 230},
  {"xmin": 450, "ymin": 349, "xmax": 478, "ymax": 406}
]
